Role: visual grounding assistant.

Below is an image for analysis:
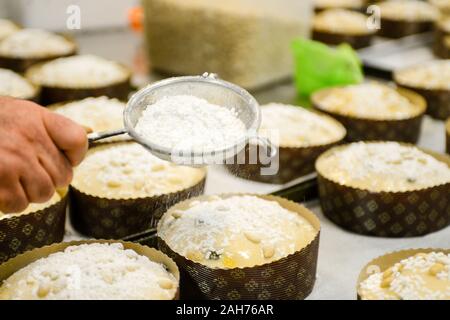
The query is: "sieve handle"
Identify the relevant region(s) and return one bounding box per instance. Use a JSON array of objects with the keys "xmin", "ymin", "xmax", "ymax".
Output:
[{"xmin": 87, "ymin": 129, "xmax": 128, "ymax": 143}]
